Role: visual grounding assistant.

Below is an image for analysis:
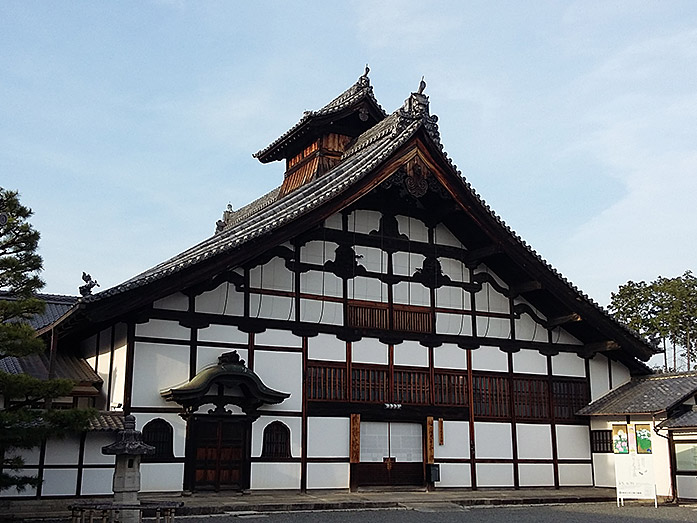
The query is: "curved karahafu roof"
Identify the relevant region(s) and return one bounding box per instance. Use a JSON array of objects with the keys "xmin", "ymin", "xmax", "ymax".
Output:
[{"xmin": 160, "ymin": 351, "xmax": 289, "ymax": 418}]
